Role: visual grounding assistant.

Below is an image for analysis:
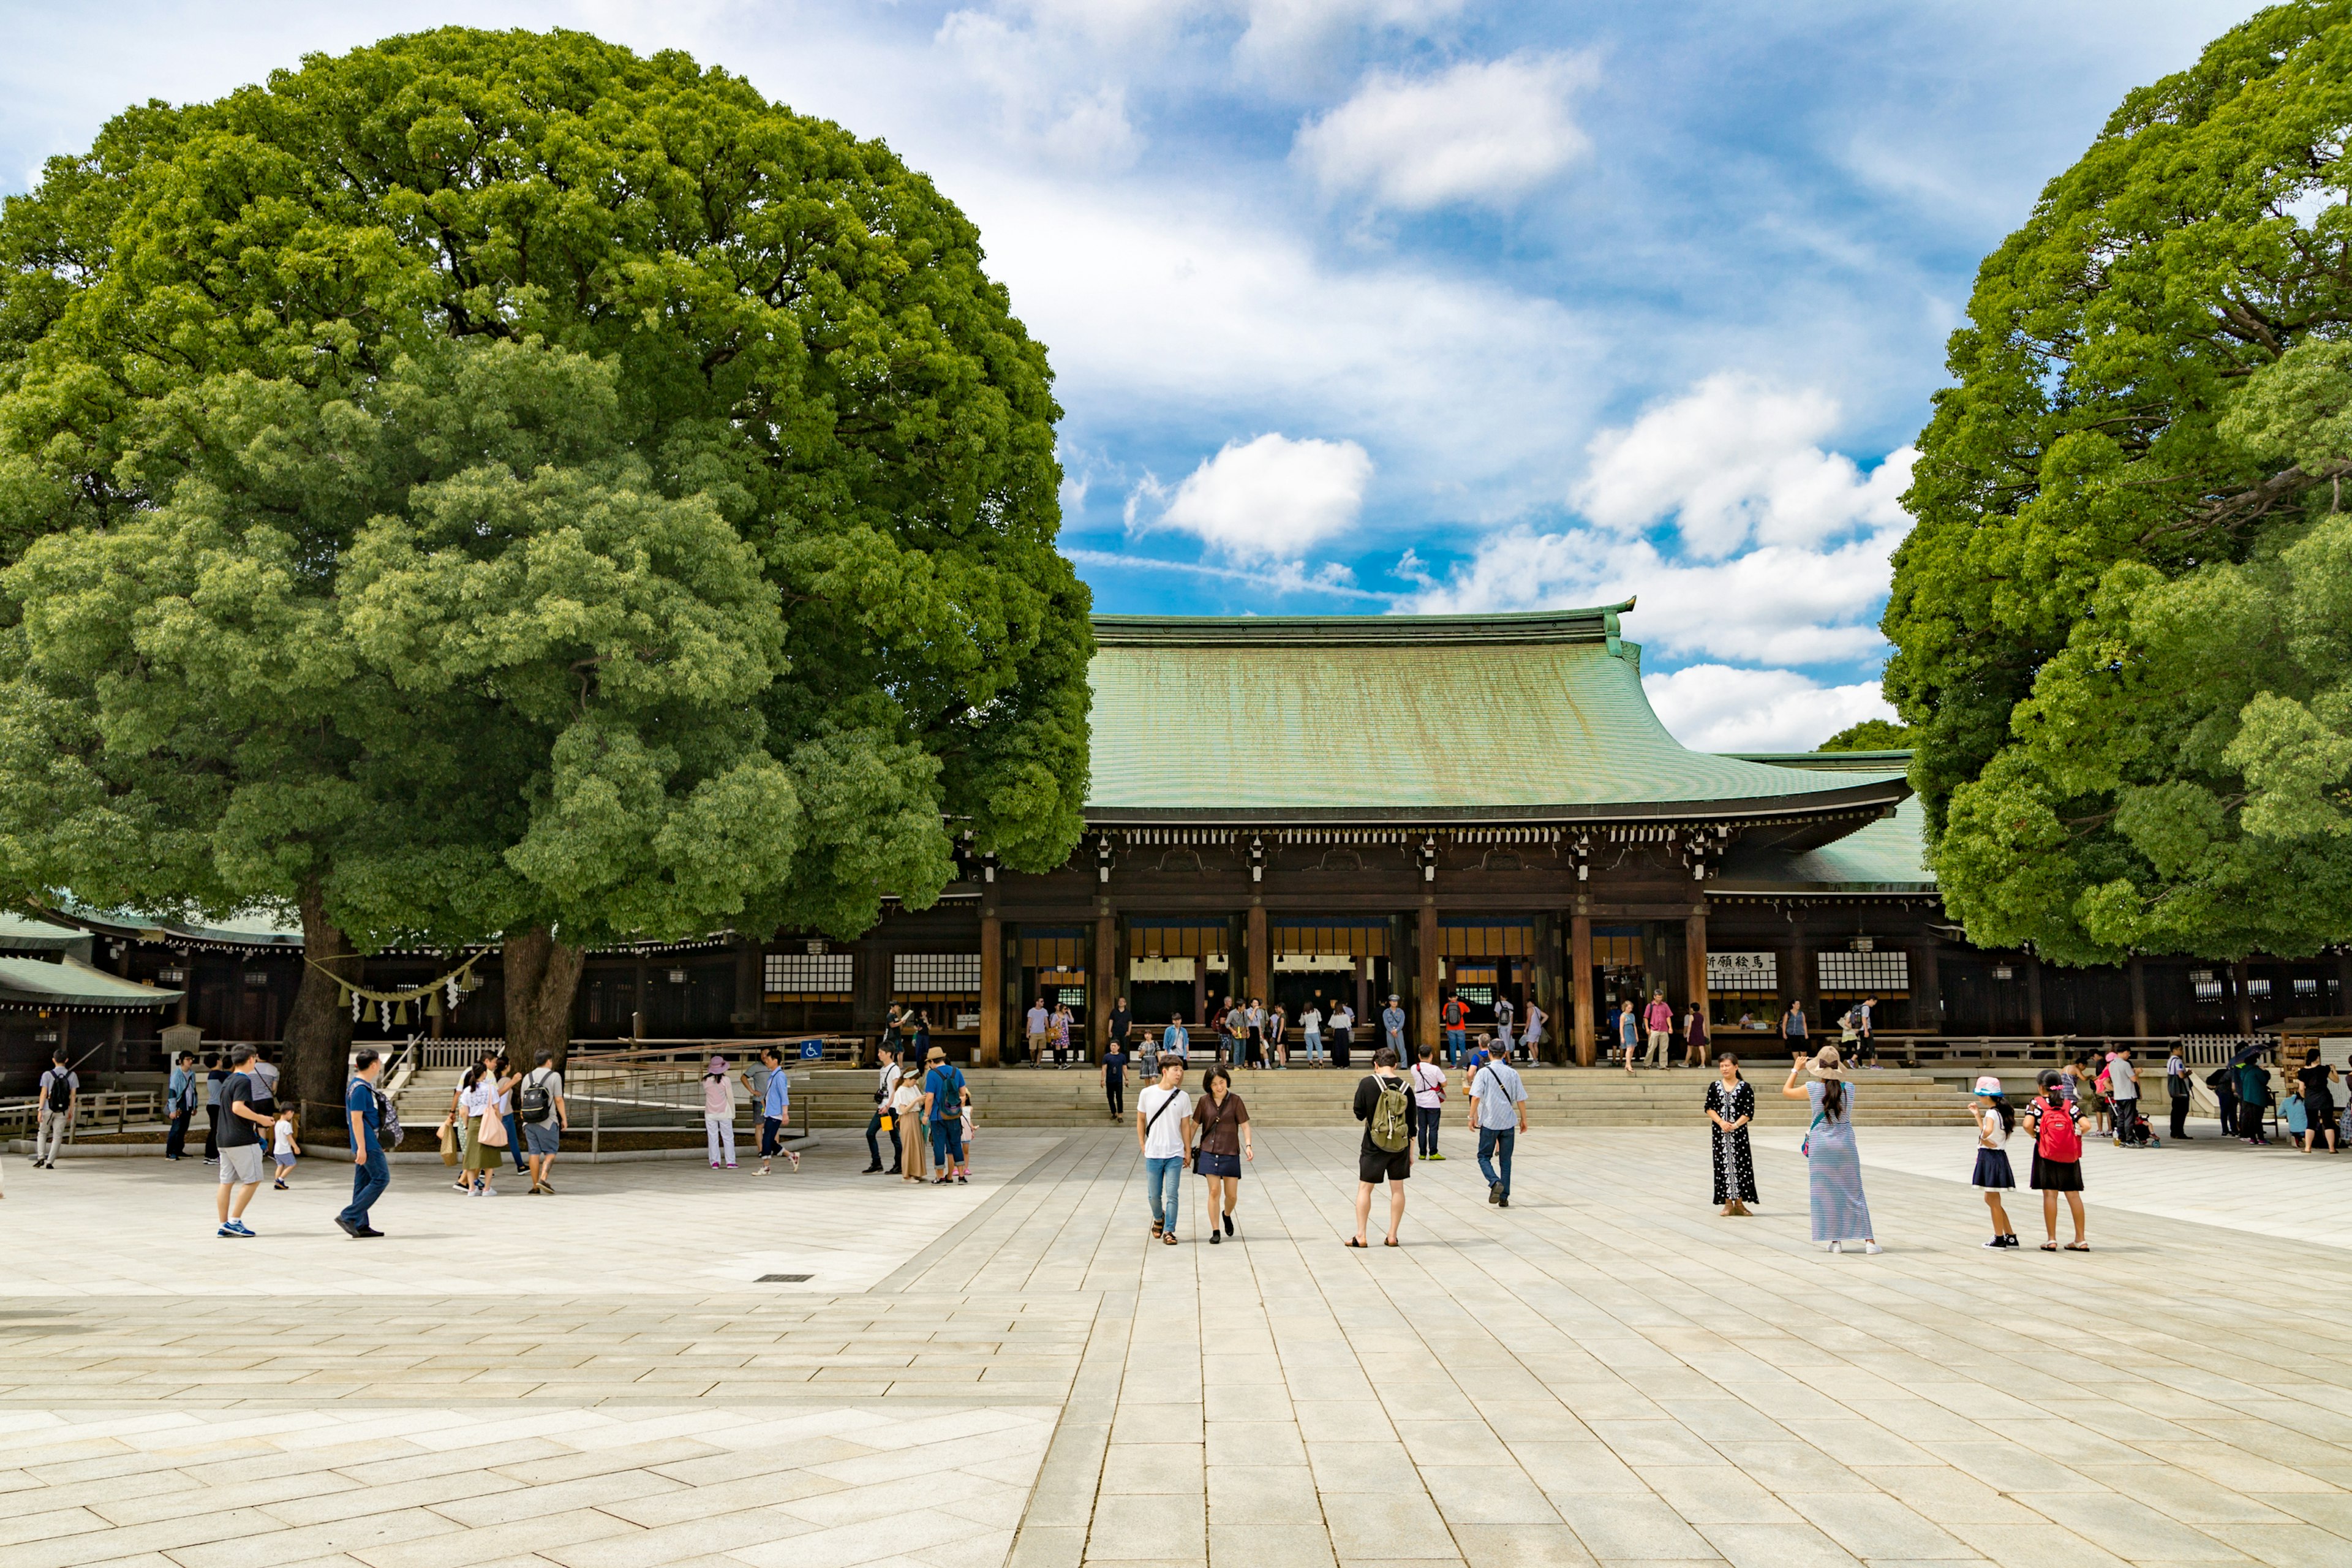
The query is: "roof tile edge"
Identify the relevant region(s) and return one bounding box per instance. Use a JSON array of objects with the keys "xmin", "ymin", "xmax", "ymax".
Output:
[{"xmin": 1089, "ymin": 600, "xmax": 1637, "ymax": 648}]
